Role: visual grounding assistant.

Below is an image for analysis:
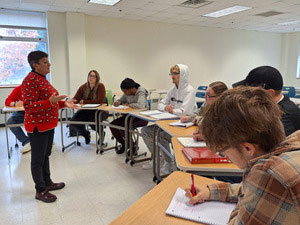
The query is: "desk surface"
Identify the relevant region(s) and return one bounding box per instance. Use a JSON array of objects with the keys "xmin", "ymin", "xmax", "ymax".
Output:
[
  {"xmin": 98, "ymin": 105, "xmax": 146, "ymax": 114},
  {"xmin": 172, "ymin": 137, "xmax": 244, "ymax": 175},
  {"xmin": 109, "ymin": 171, "xmax": 221, "ymax": 225},
  {"xmin": 155, "ymin": 120, "xmax": 197, "ymax": 137},
  {"xmin": 2, "ymin": 106, "xmax": 25, "ymax": 112}
]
